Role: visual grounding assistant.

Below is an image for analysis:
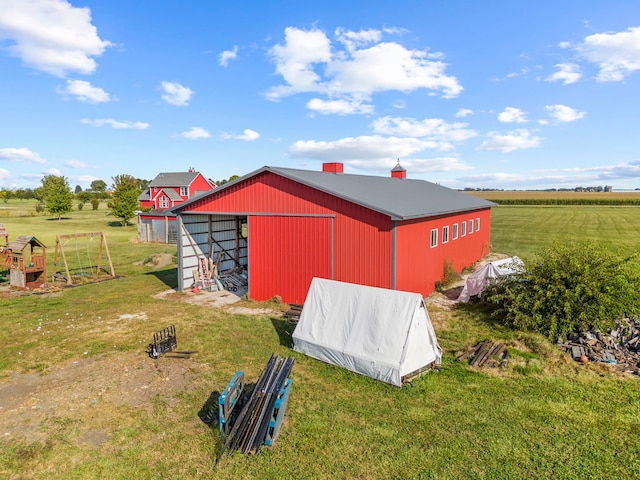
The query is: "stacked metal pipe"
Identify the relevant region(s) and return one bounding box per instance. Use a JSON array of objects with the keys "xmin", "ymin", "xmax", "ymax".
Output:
[{"xmin": 221, "ymin": 354, "xmax": 294, "ymax": 455}]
